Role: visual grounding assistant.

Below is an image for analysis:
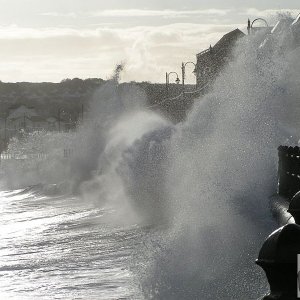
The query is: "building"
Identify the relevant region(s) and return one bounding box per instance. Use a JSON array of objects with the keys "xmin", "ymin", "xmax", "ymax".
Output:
[
  {"xmin": 7, "ymin": 115, "xmax": 49, "ymax": 135},
  {"xmin": 5, "ymin": 105, "xmax": 64, "ymax": 138},
  {"xmin": 7, "ymin": 105, "xmax": 40, "ymax": 134},
  {"xmin": 46, "ymin": 117, "xmax": 59, "ymax": 131},
  {"xmin": 195, "ymin": 28, "xmax": 245, "ymax": 88},
  {"xmin": 8, "ymin": 105, "xmax": 37, "ymax": 120},
  {"xmin": 194, "ymin": 17, "xmax": 276, "ymax": 89}
]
